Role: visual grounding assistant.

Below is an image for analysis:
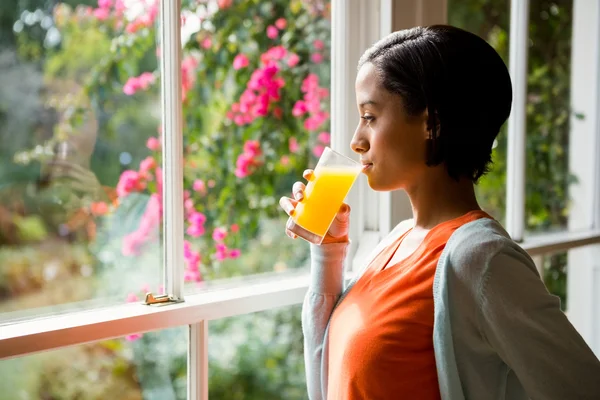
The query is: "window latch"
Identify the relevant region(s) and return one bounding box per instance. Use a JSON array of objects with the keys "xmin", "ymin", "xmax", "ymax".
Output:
[{"xmin": 144, "ymin": 292, "xmax": 182, "ymax": 306}]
